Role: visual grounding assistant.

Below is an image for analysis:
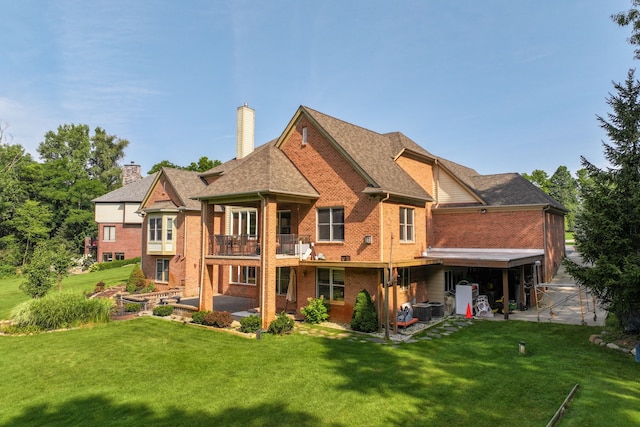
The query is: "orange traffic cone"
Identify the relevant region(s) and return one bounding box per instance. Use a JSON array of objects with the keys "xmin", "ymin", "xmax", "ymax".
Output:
[{"xmin": 465, "ymin": 303, "xmax": 473, "ymax": 319}]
